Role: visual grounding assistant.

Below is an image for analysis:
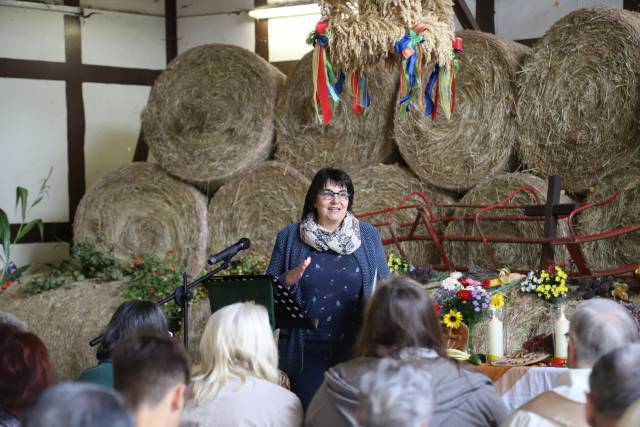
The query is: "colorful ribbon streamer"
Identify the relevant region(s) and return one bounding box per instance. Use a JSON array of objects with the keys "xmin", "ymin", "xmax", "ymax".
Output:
[
  {"xmin": 395, "ymin": 29, "xmax": 424, "ymax": 112},
  {"xmin": 307, "ymin": 21, "xmax": 341, "ymax": 124},
  {"xmin": 346, "ymin": 70, "xmax": 371, "ymax": 115}
]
